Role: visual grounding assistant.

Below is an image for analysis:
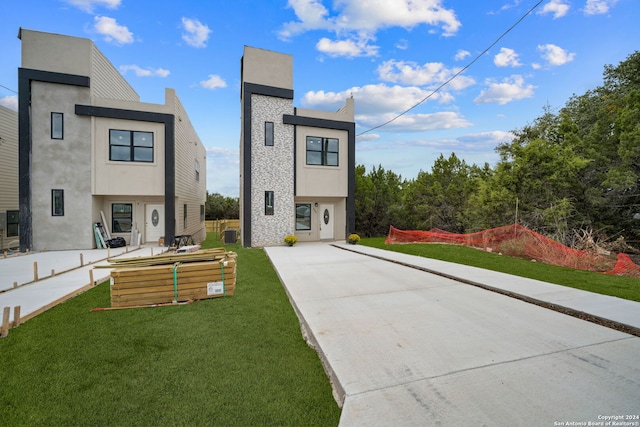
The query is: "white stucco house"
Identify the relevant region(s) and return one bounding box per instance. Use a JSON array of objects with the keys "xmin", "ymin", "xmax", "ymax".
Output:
[
  {"xmin": 0, "ymin": 105, "xmax": 19, "ymax": 251},
  {"xmin": 239, "ymin": 46, "xmax": 356, "ymax": 247},
  {"xmin": 18, "ymin": 28, "xmax": 206, "ymax": 251}
]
